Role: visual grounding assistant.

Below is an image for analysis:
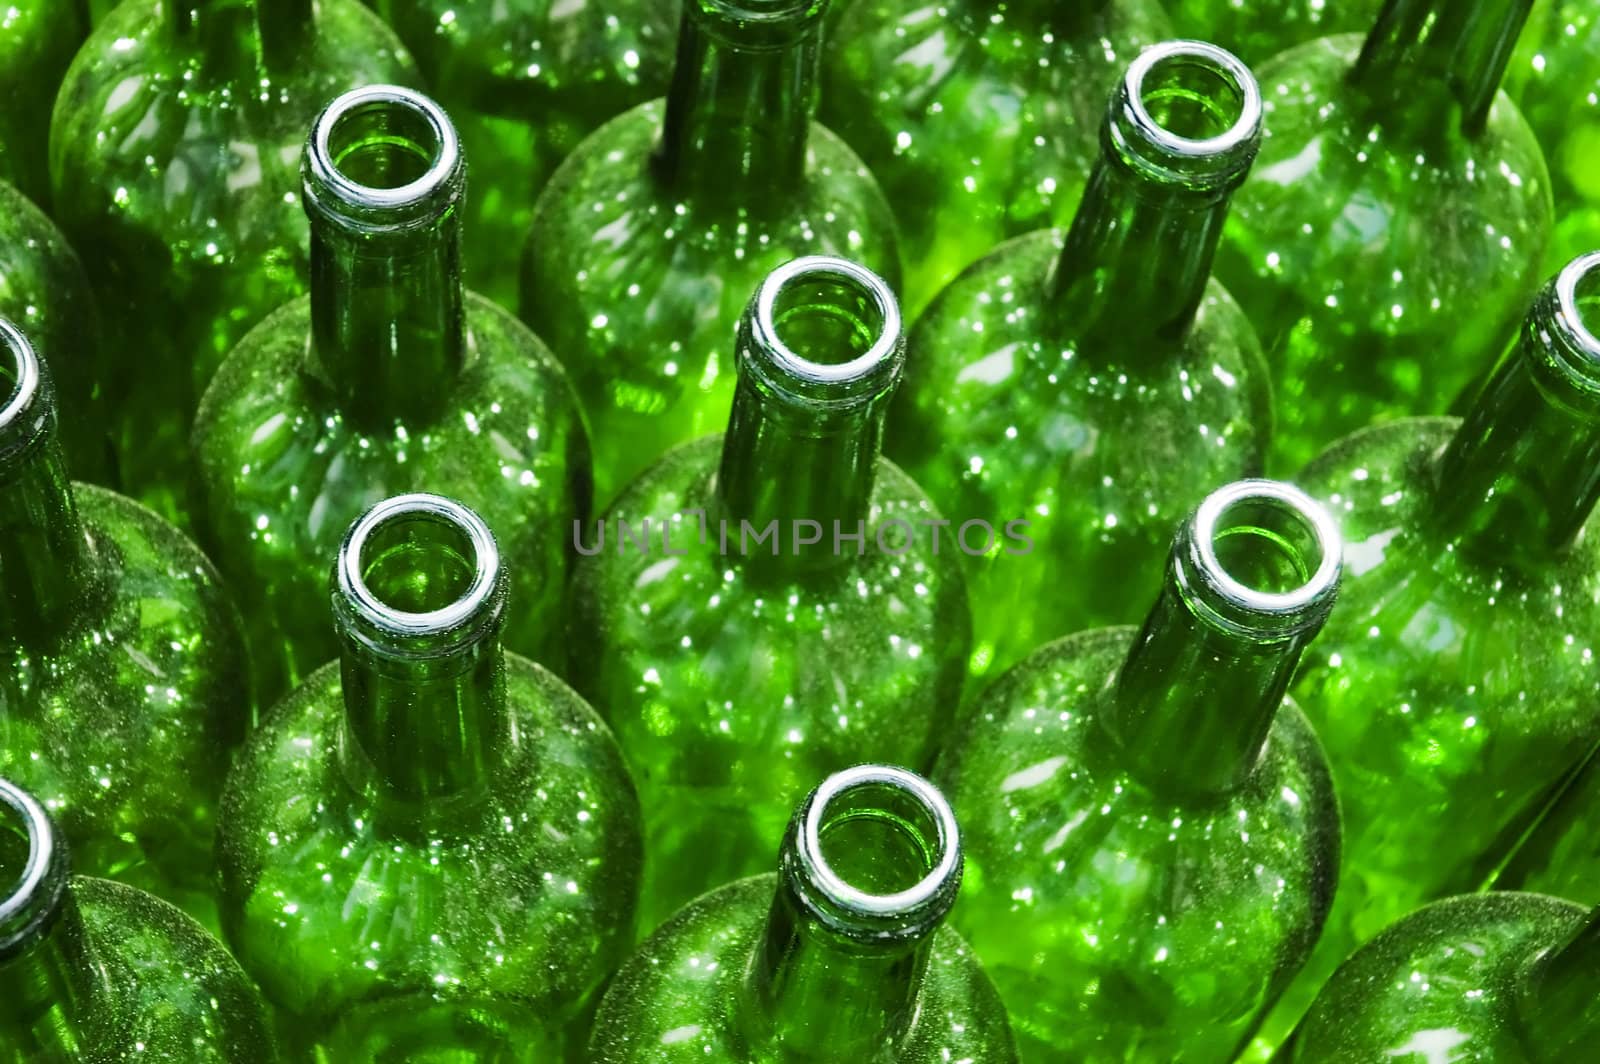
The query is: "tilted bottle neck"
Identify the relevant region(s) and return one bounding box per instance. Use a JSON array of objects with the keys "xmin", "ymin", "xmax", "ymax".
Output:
[
  {"xmin": 653, "ymin": 0, "xmax": 822, "ymax": 197},
  {"xmin": 163, "ymin": 0, "xmax": 314, "ymax": 74},
  {"xmin": 1515, "ymin": 903, "xmax": 1600, "ymax": 1061}
]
